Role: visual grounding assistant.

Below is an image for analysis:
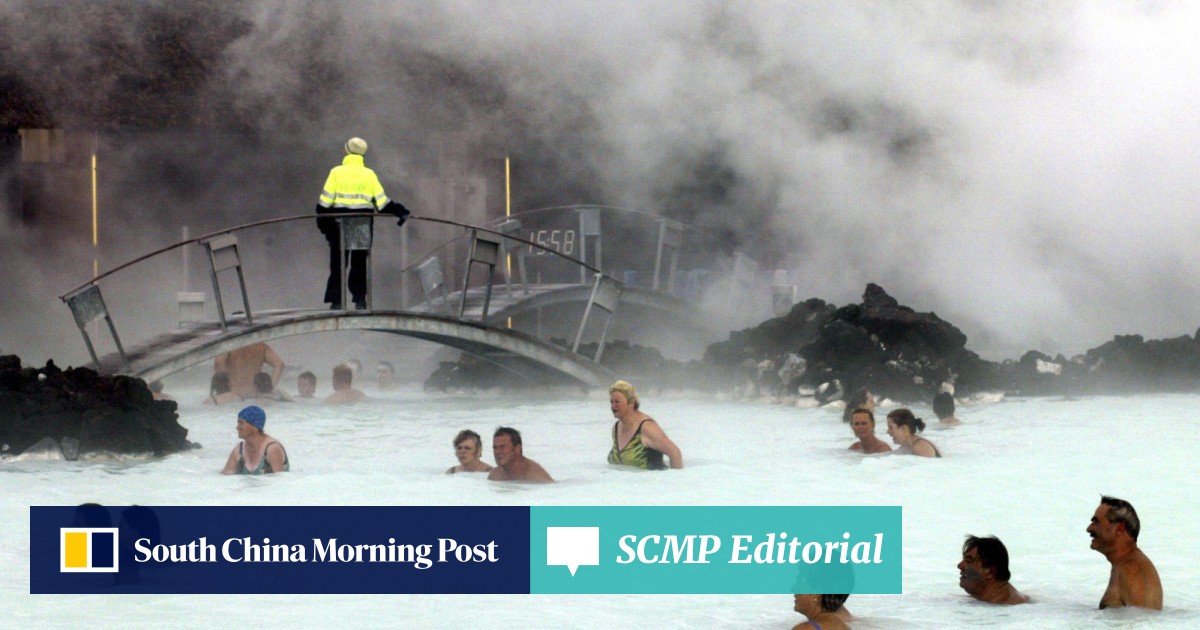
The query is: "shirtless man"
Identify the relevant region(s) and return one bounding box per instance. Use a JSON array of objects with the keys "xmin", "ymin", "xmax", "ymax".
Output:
[
  {"xmin": 1088, "ymin": 496, "xmax": 1162, "ymax": 610},
  {"xmin": 214, "ymin": 342, "xmax": 285, "ymax": 399},
  {"xmin": 446, "ymin": 429, "xmax": 493, "ymax": 474},
  {"xmin": 848, "ymin": 408, "xmax": 891, "ymax": 454},
  {"xmin": 958, "ymin": 535, "xmax": 1029, "ymax": 605},
  {"xmin": 487, "ymin": 427, "xmax": 553, "ymax": 483},
  {"xmin": 323, "ymin": 363, "xmax": 366, "ymax": 405}
]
